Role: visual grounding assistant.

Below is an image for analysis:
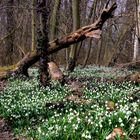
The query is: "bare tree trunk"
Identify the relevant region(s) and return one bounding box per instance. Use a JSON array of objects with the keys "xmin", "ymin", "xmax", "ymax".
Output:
[
  {"xmin": 107, "ymin": 0, "xmax": 134, "ymax": 66},
  {"xmin": 103, "ymin": 19, "xmax": 112, "ymax": 66},
  {"xmin": 31, "ymin": 0, "xmax": 36, "ymax": 52},
  {"xmin": 82, "ymin": 0, "xmax": 98, "ymax": 68},
  {"xmin": 0, "ymin": 2, "xmax": 117, "ymax": 79},
  {"xmin": 50, "ymin": 0, "xmax": 61, "ymax": 41},
  {"xmin": 50, "ymin": 0, "xmax": 61, "ymax": 60},
  {"xmin": 5, "ymin": 0, "xmax": 15, "ymax": 65},
  {"xmin": 133, "ymin": 0, "xmax": 140, "ymax": 61},
  {"xmin": 96, "ymin": 39, "xmax": 102, "ymax": 65},
  {"xmin": 37, "ymin": 0, "xmax": 50, "ymax": 86},
  {"xmin": 63, "ymin": 0, "xmax": 72, "ymax": 69},
  {"xmin": 67, "ymin": 0, "xmax": 80, "ymax": 72},
  {"xmin": 108, "ymin": 20, "xmax": 133, "ymax": 66}
]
